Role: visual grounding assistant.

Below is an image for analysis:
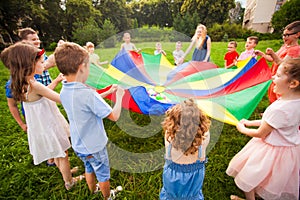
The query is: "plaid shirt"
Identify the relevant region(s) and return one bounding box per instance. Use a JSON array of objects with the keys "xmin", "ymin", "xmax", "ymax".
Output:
[{"xmin": 34, "ymin": 70, "xmax": 52, "ymax": 86}]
